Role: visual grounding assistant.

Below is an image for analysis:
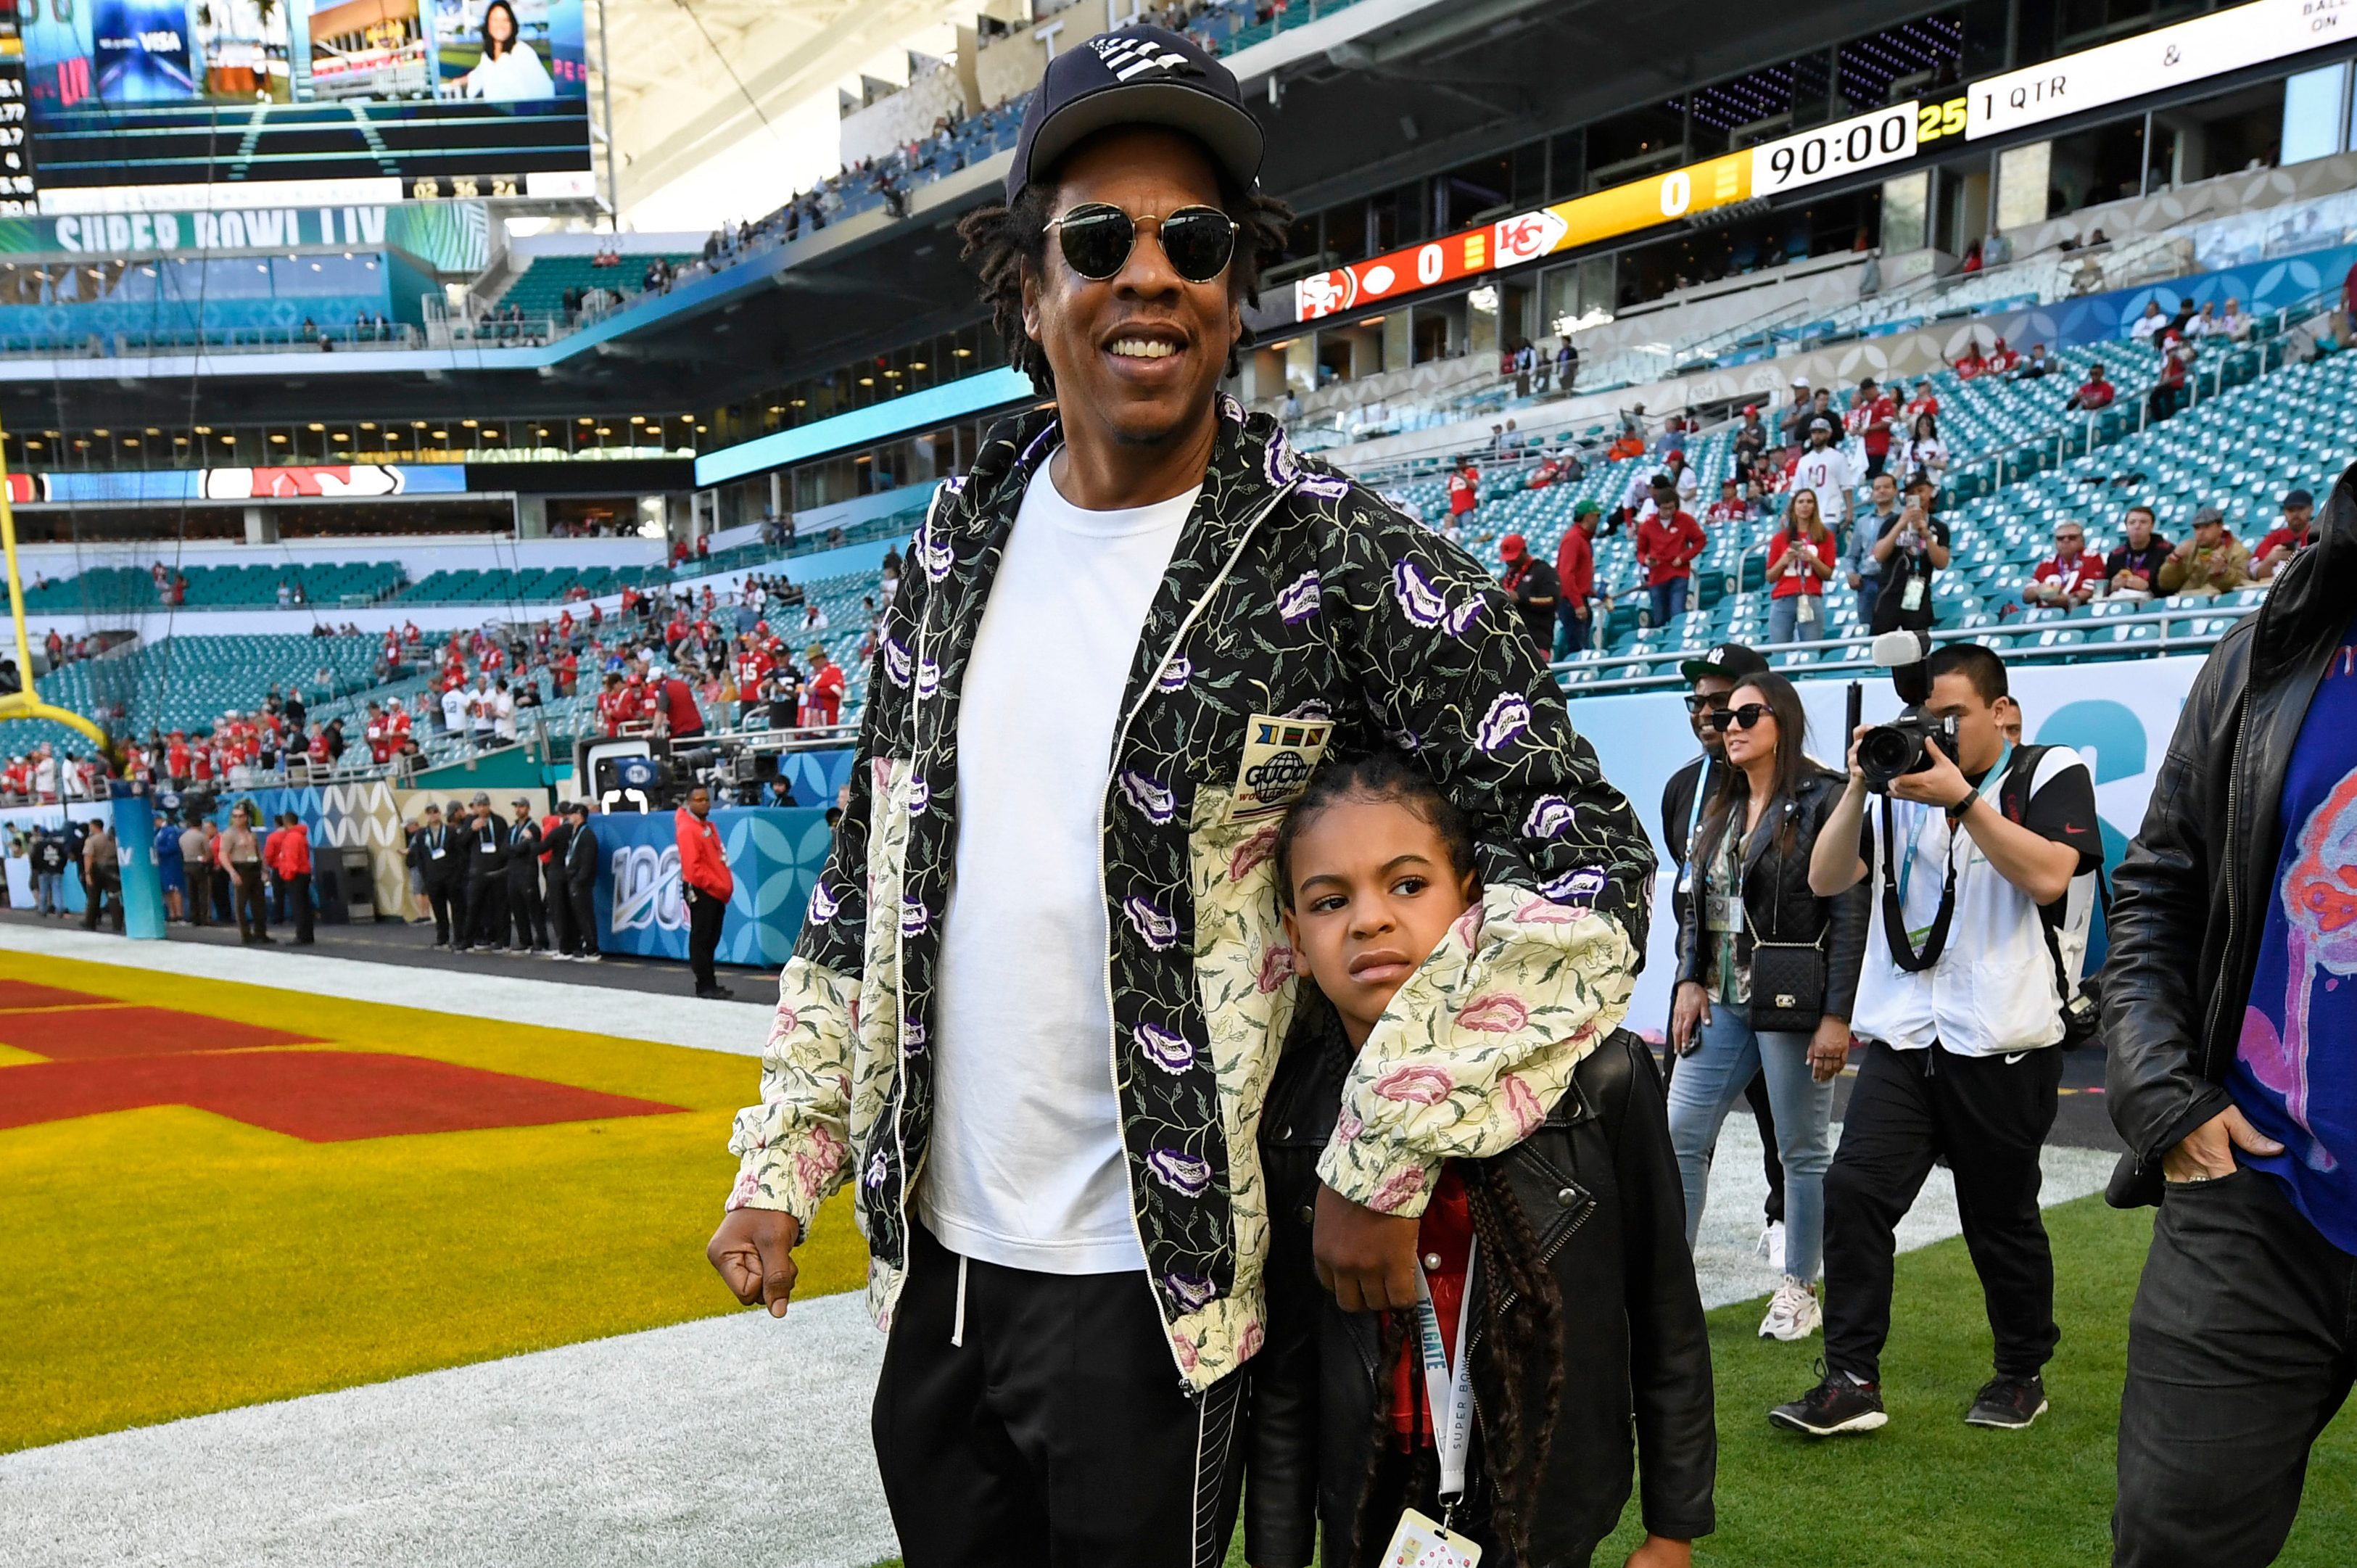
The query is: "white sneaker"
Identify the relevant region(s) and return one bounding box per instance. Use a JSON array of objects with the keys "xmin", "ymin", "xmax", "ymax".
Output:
[
  {"xmin": 1759, "ymin": 1276, "xmax": 1823, "ymax": 1342},
  {"xmin": 1760, "ymin": 1220, "xmax": 1788, "ymax": 1275}
]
